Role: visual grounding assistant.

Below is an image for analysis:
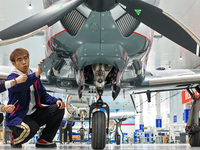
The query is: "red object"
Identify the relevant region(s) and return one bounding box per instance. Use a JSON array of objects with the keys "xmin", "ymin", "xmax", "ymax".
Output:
[
  {"xmin": 37, "ymin": 139, "xmax": 48, "ymax": 144},
  {"xmin": 182, "ymin": 90, "xmax": 195, "ymax": 104}
]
